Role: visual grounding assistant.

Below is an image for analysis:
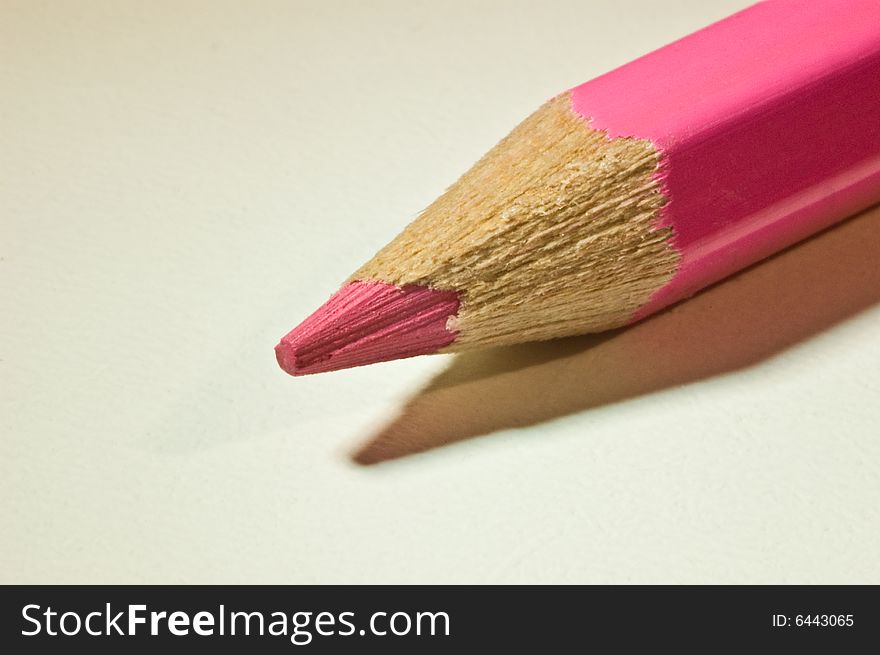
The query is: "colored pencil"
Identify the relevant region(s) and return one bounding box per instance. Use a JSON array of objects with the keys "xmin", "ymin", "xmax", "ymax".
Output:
[{"xmin": 276, "ymin": 0, "xmax": 880, "ymax": 376}]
